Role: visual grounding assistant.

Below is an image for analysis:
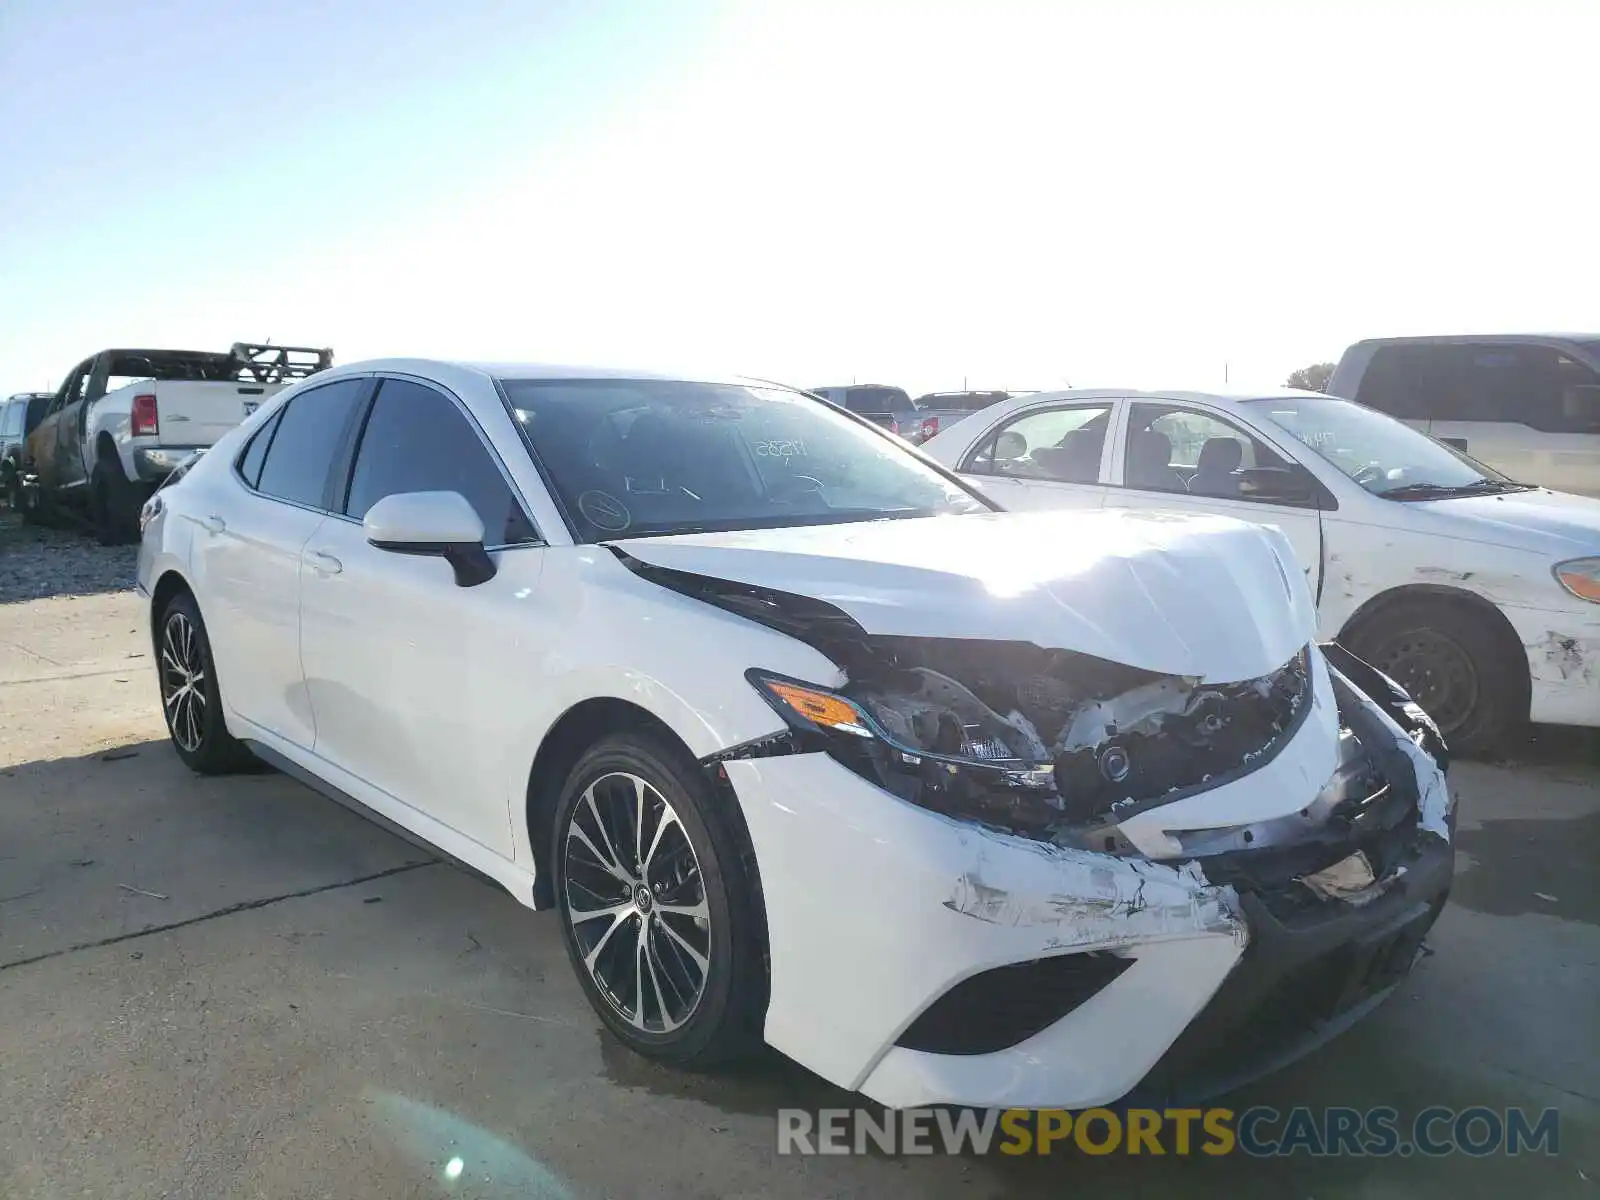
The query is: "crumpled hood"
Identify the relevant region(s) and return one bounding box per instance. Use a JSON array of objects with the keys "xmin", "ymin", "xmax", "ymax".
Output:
[
  {"xmin": 610, "ymin": 509, "xmax": 1318, "ymax": 682},
  {"xmin": 1404, "ymin": 487, "xmax": 1600, "ymax": 555}
]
